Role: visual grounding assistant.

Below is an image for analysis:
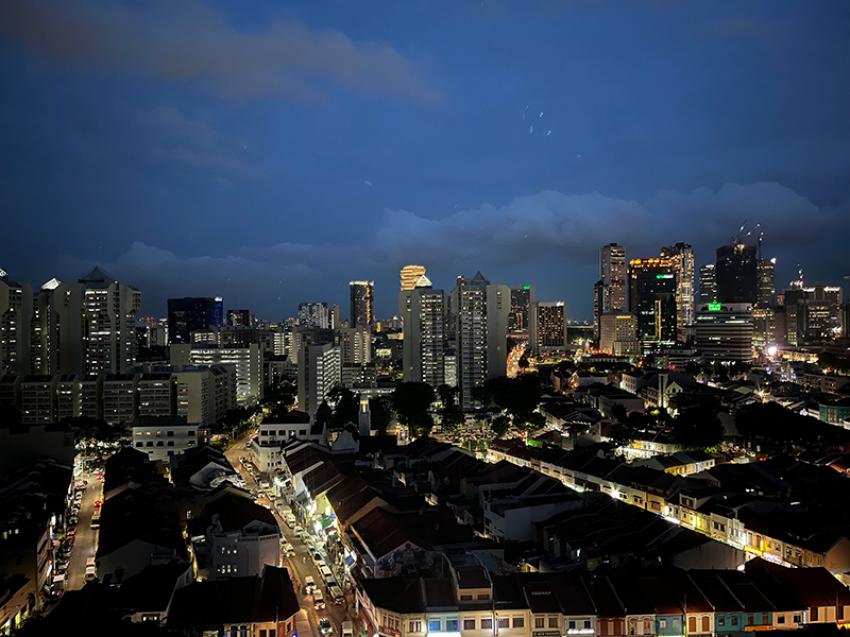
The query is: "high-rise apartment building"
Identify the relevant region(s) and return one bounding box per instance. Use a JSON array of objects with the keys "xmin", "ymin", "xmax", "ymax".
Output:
[
  {"xmin": 171, "ymin": 343, "xmax": 263, "ymax": 406},
  {"xmin": 298, "ymin": 302, "xmax": 330, "ymax": 329},
  {"xmin": 530, "ymin": 301, "xmax": 567, "ymax": 355},
  {"xmin": 454, "ymin": 273, "xmax": 509, "ymax": 410},
  {"xmin": 600, "ymin": 243, "xmax": 627, "ymax": 312},
  {"xmin": 30, "ymin": 278, "xmax": 84, "ymax": 375},
  {"xmin": 340, "ymin": 326, "xmax": 372, "ymax": 365},
  {"xmin": 400, "ymin": 265, "xmax": 427, "ymax": 292},
  {"xmin": 349, "ymin": 281, "xmax": 374, "ymax": 327},
  {"xmin": 716, "ymin": 242, "xmax": 758, "ymax": 304},
  {"xmin": 508, "ymin": 285, "xmax": 535, "ymax": 334},
  {"xmin": 400, "ymin": 276, "xmax": 445, "ymax": 388},
  {"xmin": 79, "ymin": 267, "xmax": 141, "ymax": 375},
  {"xmin": 628, "ymin": 258, "xmax": 677, "ymax": 350},
  {"xmin": 297, "ymin": 341, "xmax": 341, "ymax": 416},
  {"xmin": 168, "ymin": 297, "xmax": 223, "ymax": 344},
  {"xmin": 660, "ymin": 243, "xmax": 695, "ymax": 342},
  {"xmin": 695, "ymin": 302, "xmax": 754, "ymax": 362},
  {"xmin": 699, "ymin": 264, "xmax": 717, "ymax": 304},
  {"xmin": 226, "ymin": 309, "xmax": 253, "ymax": 328},
  {"xmin": 0, "ymin": 271, "xmax": 33, "ymax": 375},
  {"xmin": 592, "ymin": 280, "xmax": 604, "ymax": 343}
]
